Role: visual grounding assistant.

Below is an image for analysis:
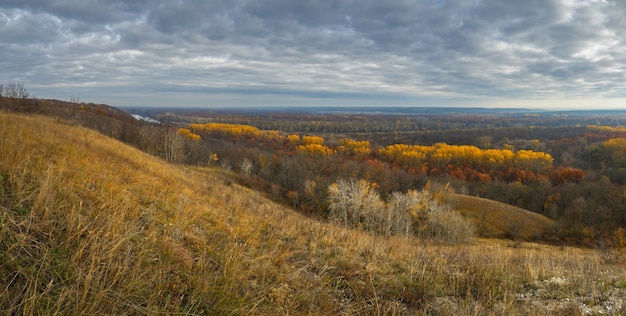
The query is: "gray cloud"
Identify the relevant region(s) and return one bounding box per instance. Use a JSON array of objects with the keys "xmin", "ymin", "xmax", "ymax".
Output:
[{"xmin": 2, "ymin": 0, "xmax": 626, "ymax": 108}]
